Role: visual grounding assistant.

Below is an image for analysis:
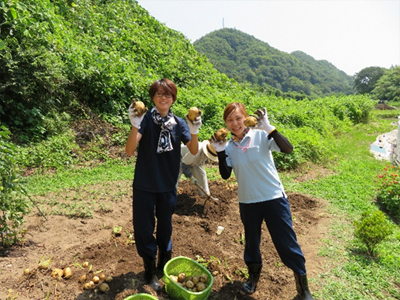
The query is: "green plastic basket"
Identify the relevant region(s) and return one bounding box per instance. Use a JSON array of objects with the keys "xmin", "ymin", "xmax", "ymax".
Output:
[
  {"xmin": 163, "ymin": 256, "xmax": 213, "ymax": 300},
  {"xmin": 123, "ymin": 293, "xmax": 158, "ymax": 300}
]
